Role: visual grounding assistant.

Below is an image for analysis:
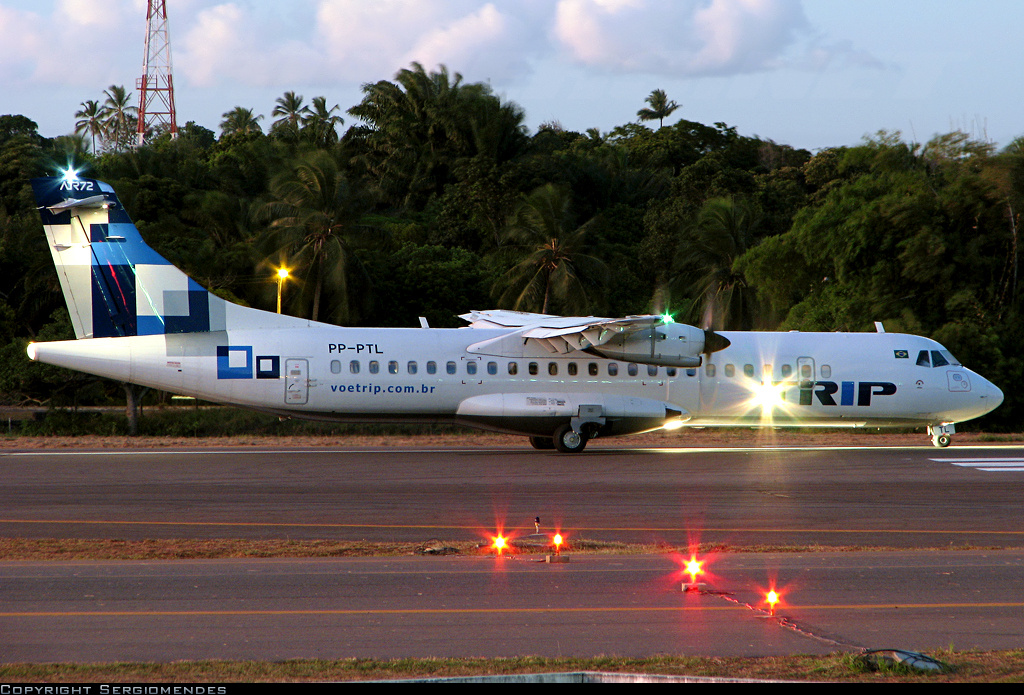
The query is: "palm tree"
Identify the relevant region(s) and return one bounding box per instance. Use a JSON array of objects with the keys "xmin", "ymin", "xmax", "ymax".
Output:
[
  {"xmin": 637, "ymin": 89, "xmax": 680, "ymax": 129},
  {"xmin": 302, "ymin": 96, "xmax": 344, "ymax": 147},
  {"xmin": 674, "ymin": 197, "xmax": 762, "ymax": 330},
  {"xmin": 258, "ymin": 151, "xmax": 375, "ymax": 322},
  {"xmin": 495, "ymin": 184, "xmax": 608, "ymax": 315},
  {"xmin": 219, "ymin": 107, "xmax": 263, "ymax": 137},
  {"xmin": 102, "ymin": 85, "xmax": 137, "ymax": 152},
  {"xmin": 74, "ymin": 100, "xmax": 106, "ymax": 153},
  {"xmin": 347, "ymin": 62, "xmax": 527, "ymax": 209},
  {"xmin": 271, "ymin": 91, "xmax": 310, "ymax": 143}
]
